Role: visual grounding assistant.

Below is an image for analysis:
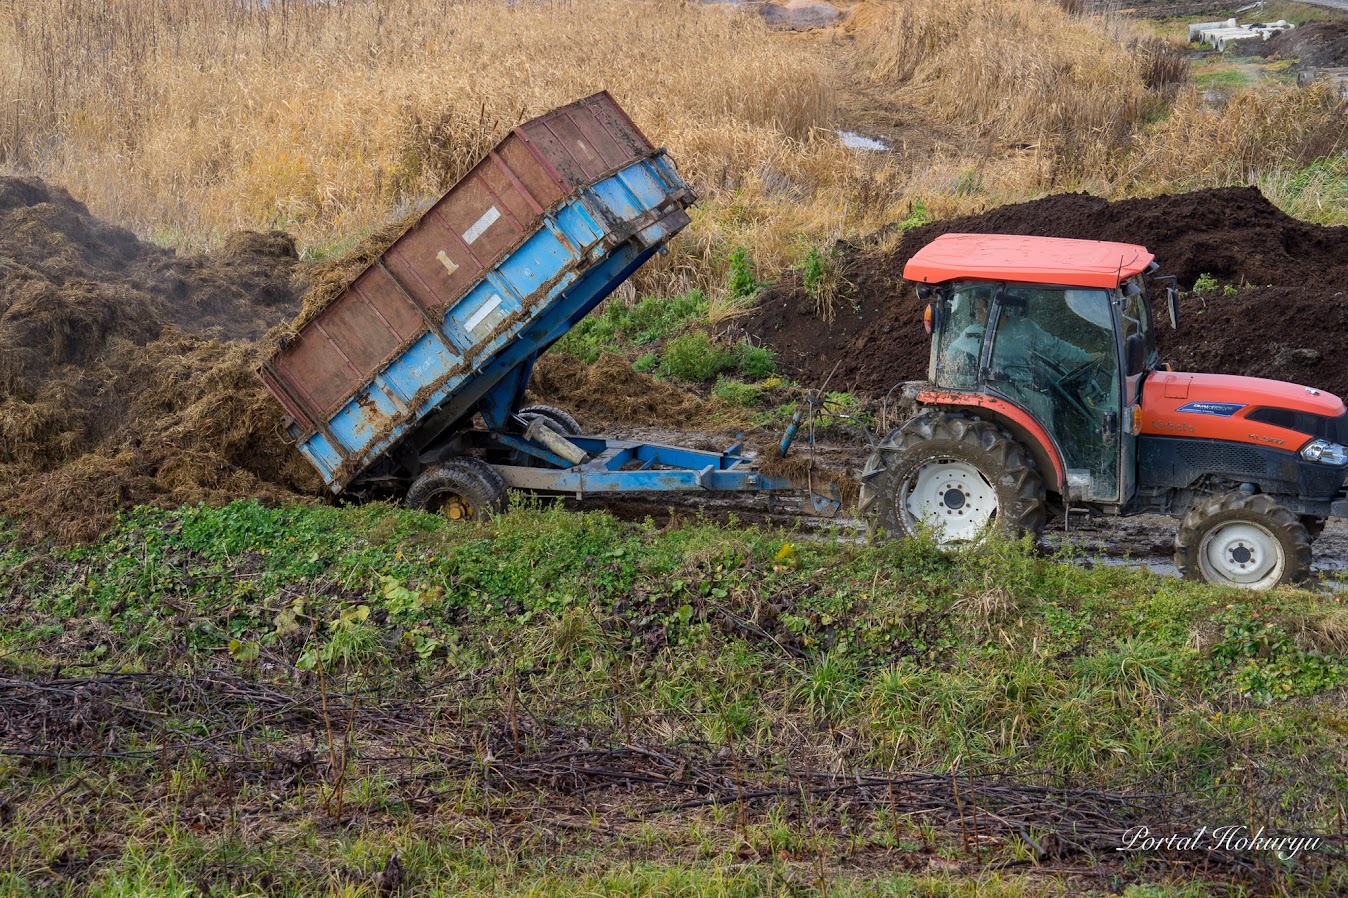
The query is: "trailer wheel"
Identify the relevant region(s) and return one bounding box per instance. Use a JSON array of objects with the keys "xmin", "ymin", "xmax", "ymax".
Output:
[
  {"xmin": 511, "ymin": 405, "xmax": 583, "ymax": 467},
  {"xmin": 1175, "ymin": 493, "xmax": 1311, "ymax": 589},
  {"xmin": 406, "ymin": 457, "xmax": 507, "ymax": 522},
  {"xmin": 519, "ymin": 404, "xmax": 582, "ymax": 436},
  {"xmin": 859, "ymin": 412, "xmax": 1046, "ymax": 546}
]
